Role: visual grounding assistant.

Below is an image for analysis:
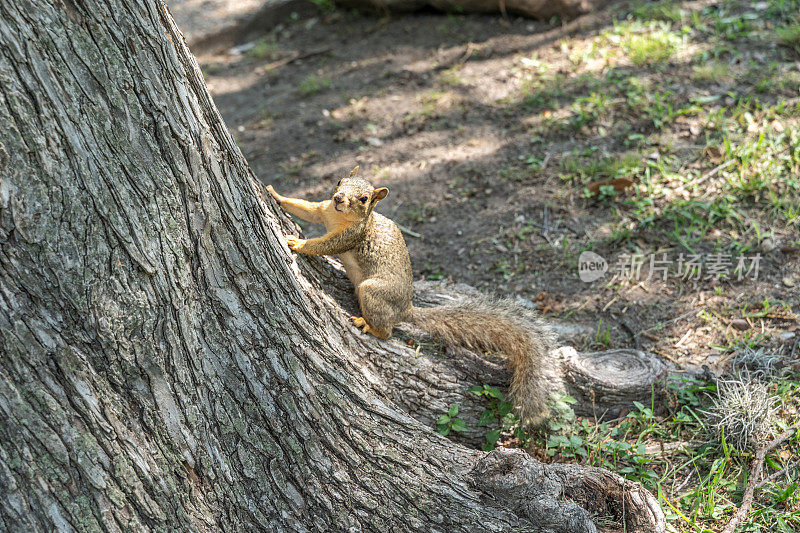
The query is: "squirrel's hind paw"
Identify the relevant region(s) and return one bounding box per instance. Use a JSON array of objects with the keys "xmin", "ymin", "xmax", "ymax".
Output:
[{"xmin": 350, "ymin": 316, "xmax": 391, "ymax": 339}]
